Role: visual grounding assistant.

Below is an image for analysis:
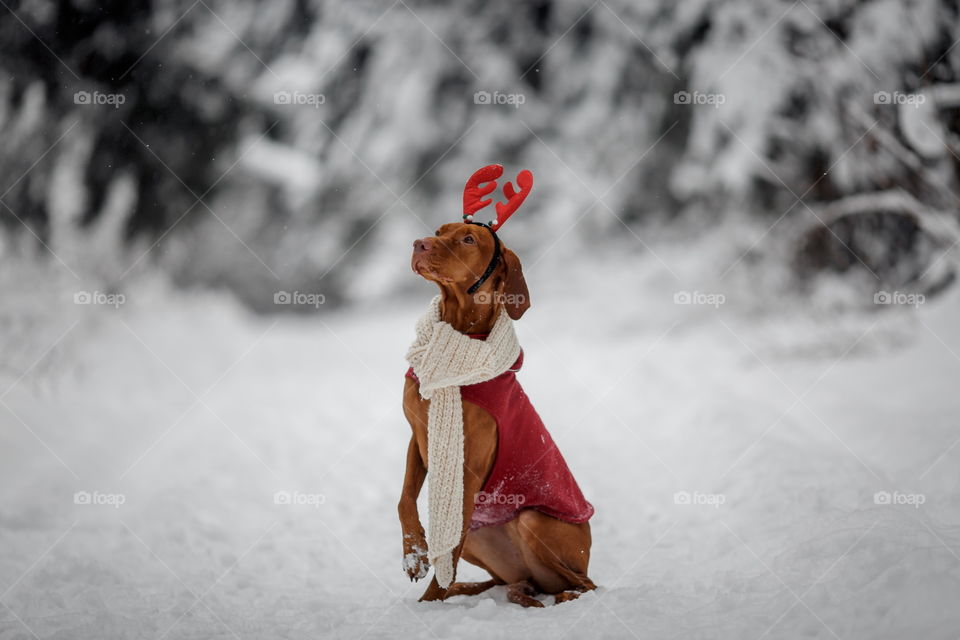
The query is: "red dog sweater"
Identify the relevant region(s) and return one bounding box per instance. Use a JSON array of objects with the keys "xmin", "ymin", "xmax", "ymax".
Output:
[{"xmin": 406, "ymin": 340, "xmax": 594, "ymax": 530}]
